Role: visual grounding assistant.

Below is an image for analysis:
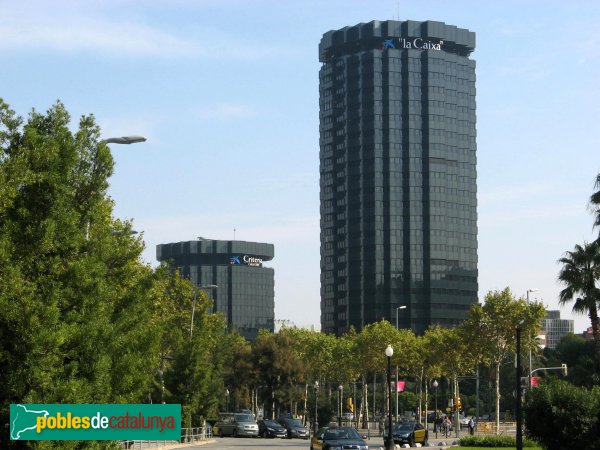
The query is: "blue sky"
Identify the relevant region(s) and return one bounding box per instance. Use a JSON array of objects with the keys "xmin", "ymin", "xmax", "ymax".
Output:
[{"xmin": 2, "ymin": 0, "xmax": 599, "ymax": 333}]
